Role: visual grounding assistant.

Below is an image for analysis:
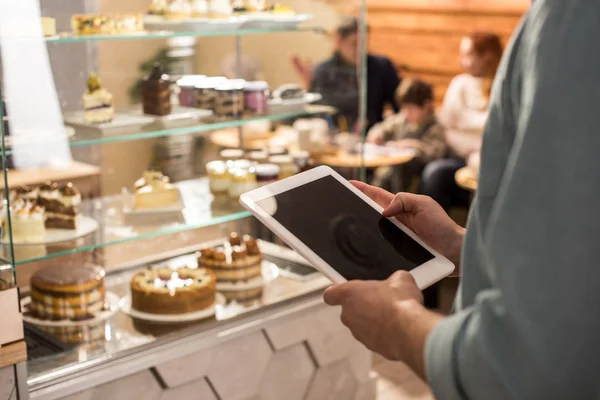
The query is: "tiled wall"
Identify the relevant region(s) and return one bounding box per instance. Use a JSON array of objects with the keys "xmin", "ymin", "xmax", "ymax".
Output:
[{"xmin": 59, "ymin": 305, "xmax": 376, "ymax": 400}]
